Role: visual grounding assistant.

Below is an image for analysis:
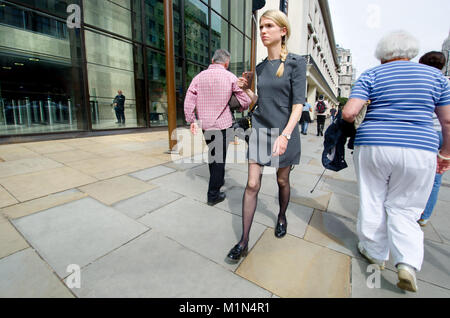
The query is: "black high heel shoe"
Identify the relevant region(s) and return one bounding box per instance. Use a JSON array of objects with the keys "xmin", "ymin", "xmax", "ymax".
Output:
[
  {"xmin": 275, "ymin": 218, "xmax": 287, "ymax": 238},
  {"xmin": 226, "ymin": 244, "xmax": 248, "ymax": 263}
]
